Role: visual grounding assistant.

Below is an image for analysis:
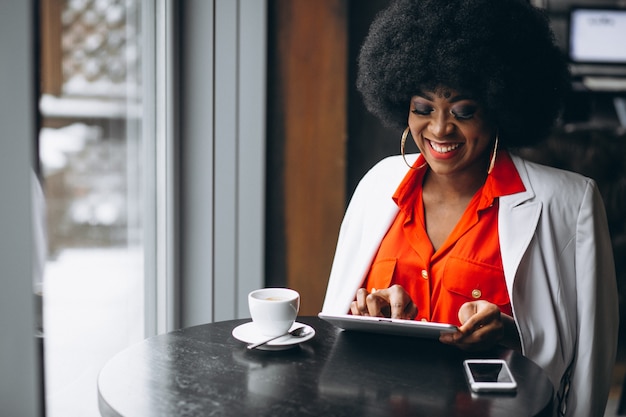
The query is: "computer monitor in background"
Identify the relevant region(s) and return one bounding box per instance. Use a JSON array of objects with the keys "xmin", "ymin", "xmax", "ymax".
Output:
[
  {"xmin": 568, "ymin": 7, "xmax": 626, "ymax": 93},
  {"xmin": 568, "ymin": 7, "xmax": 626, "ymax": 70}
]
